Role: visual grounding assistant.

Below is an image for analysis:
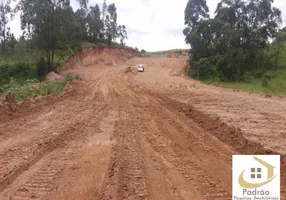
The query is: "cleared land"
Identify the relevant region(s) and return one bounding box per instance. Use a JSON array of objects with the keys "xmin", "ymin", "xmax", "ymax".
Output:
[{"xmin": 0, "ymin": 49, "xmax": 285, "ymax": 199}]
